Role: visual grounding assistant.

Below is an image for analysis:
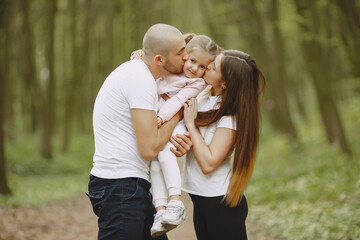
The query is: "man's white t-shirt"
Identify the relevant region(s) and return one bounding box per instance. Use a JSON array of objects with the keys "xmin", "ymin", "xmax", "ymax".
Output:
[
  {"xmin": 182, "ymin": 91, "xmax": 236, "ymax": 197},
  {"xmin": 90, "ymin": 60, "xmax": 157, "ymax": 181}
]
